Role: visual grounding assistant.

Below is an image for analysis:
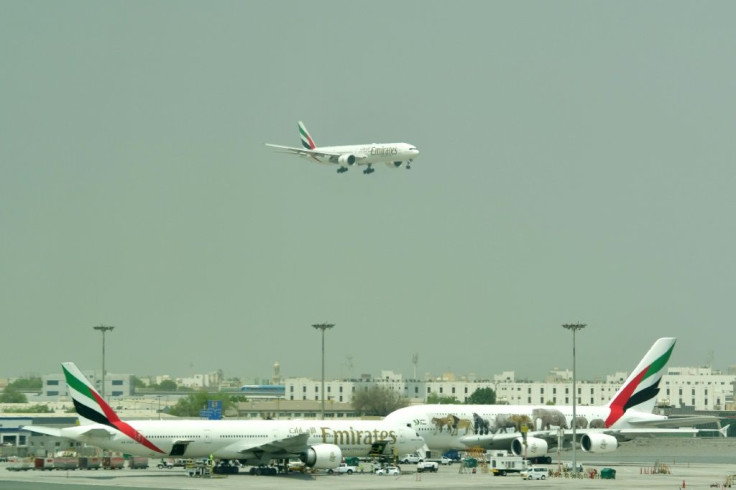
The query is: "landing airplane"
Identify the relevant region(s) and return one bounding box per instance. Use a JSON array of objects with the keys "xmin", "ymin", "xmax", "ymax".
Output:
[
  {"xmin": 23, "ymin": 362, "xmax": 424, "ymax": 471},
  {"xmin": 384, "ymin": 338, "xmax": 724, "ymax": 458},
  {"xmin": 266, "ymin": 121, "xmax": 419, "ymax": 174}
]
